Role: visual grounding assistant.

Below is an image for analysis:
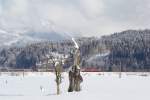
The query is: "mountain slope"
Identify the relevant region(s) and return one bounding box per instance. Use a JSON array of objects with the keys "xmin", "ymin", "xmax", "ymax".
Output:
[{"xmin": 0, "ymin": 29, "xmax": 70, "ymax": 47}]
